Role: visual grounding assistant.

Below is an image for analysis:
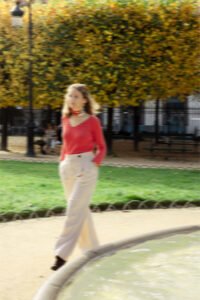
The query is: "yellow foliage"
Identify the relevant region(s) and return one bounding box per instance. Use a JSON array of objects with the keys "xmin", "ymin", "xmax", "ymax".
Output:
[{"xmin": 0, "ymin": 0, "xmax": 199, "ymax": 109}]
